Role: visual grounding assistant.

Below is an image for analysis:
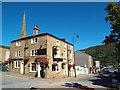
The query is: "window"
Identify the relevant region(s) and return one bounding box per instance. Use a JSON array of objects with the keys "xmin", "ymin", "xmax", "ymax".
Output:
[
  {"xmin": 16, "ymin": 51, "xmax": 21, "ymax": 57},
  {"xmin": 16, "ymin": 41, "xmax": 21, "ymax": 46},
  {"xmin": 31, "ymin": 49, "xmax": 37, "ymax": 56},
  {"xmin": 30, "ymin": 63, "xmax": 37, "ymax": 72},
  {"xmin": 14, "ymin": 61, "xmax": 20, "ymax": 68},
  {"xmin": 56, "ymin": 40, "xmax": 60, "ymax": 46},
  {"xmin": 5, "ymin": 51, "xmax": 10, "ymax": 60},
  {"xmin": 56, "ymin": 48, "xmax": 60, "ymax": 54},
  {"xmin": 52, "ymin": 62, "xmax": 60, "ymax": 72},
  {"xmin": 63, "ymin": 50, "xmax": 67, "ymax": 58},
  {"xmin": 64, "ymin": 43, "xmax": 66, "ymax": 48},
  {"xmin": 55, "ymin": 48, "xmax": 60, "ymax": 58},
  {"xmin": 31, "ymin": 38, "xmax": 37, "ymax": 44}
]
